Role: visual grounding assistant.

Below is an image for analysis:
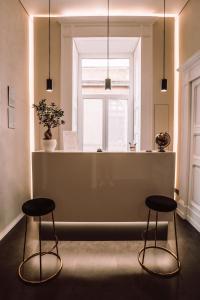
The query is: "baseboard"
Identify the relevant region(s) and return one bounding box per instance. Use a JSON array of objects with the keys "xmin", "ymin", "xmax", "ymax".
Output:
[
  {"xmin": 0, "ymin": 213, "xmax": 24, "ymax": 241},
  {"xmin": 187, "ymin": 206, "xmax": 200, "ymax": 232},
  {"xmin": 176, "ymin": 199, "xmax": 200, "ymax": 232},
  {"xmin": 177, "ymin": 198, "xmax": 187, "ymax": 219}
]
